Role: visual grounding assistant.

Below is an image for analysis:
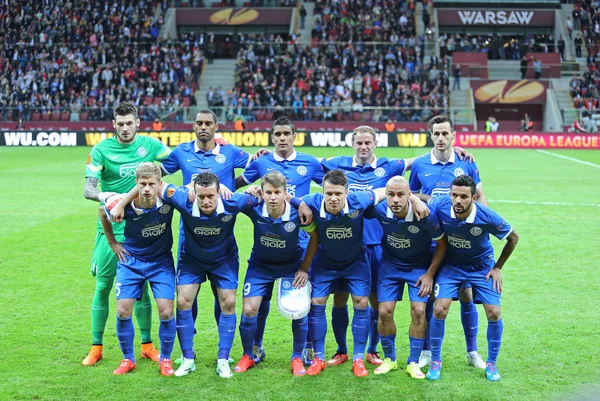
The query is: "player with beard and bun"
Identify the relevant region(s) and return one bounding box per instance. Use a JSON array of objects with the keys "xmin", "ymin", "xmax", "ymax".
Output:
[{"xmin": 82, "ymin": 101, "xmax": 171, "ymax": 366}]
